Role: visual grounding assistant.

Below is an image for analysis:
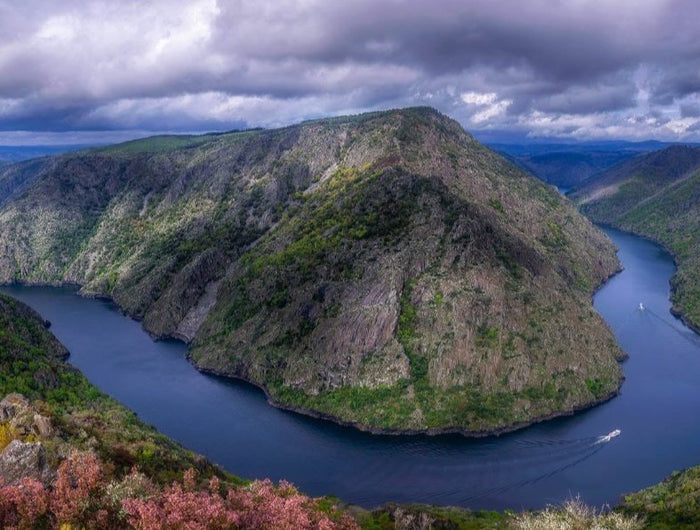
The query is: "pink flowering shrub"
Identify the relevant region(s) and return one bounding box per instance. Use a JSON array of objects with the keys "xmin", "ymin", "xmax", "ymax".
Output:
[
  {"xmin": 0, "ymin": 452, "xmax": 359, "ymax": 529},
  {"xmin": 0, "ymin": 477, "xmax": 49, "ymax": 529},
  {"xmin": 123, "ymin": 472, "xmax": 358, "ymax": 530},
  {"xmin": 51, "ymin": 451, "xmax": 111, "ymax": 527}
]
